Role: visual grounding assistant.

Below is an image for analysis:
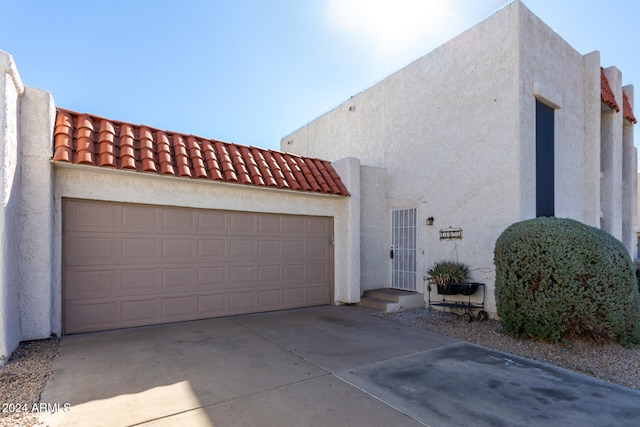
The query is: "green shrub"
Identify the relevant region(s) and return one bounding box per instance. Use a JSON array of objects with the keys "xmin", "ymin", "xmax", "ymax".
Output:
[{"xmin": 494, "ymin": 217, "xmax": 640, "ymax": 347}]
